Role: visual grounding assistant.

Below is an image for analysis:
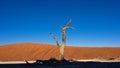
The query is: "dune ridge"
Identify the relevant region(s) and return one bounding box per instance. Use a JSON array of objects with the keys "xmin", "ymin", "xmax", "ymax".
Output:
[{"xmin": 0, "ymin": 43, "xmax": 120, "ymax": 61}]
